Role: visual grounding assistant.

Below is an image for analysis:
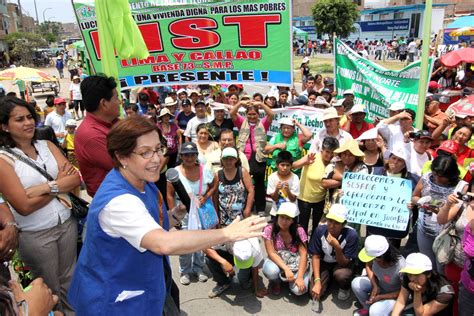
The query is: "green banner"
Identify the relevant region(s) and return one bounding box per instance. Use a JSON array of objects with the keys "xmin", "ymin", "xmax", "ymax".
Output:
[
  {"xmin": 334, "ymin": 38, "xmax": 433, "ymax": 121},
  {"xmin": 72, "ymin": 0, "xmax": 292, "ymax": 89}
]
